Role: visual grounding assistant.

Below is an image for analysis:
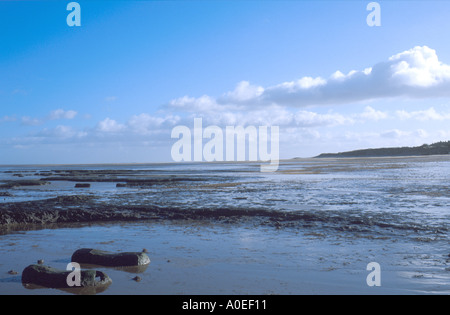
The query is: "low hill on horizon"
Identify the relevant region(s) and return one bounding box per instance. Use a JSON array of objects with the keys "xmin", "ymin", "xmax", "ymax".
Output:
[{"xmin": 315, "ymin": 141, "xmax": 450, "ymax": 158}]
